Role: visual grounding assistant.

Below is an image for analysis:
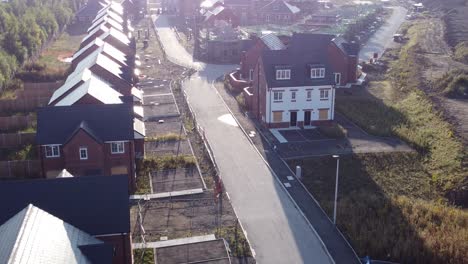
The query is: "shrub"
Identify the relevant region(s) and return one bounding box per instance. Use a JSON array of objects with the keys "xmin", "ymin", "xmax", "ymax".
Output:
[
  {"xmin": 454, "ymin": 41, "xmax": 468, "ymax": 64},
  {"xmin": 317, "ymin": 123, "xmax": 347, "ymax": 138},
  {"xmin": 145, "ymin": 133, "xmax": 184, "ymax": 142}
]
